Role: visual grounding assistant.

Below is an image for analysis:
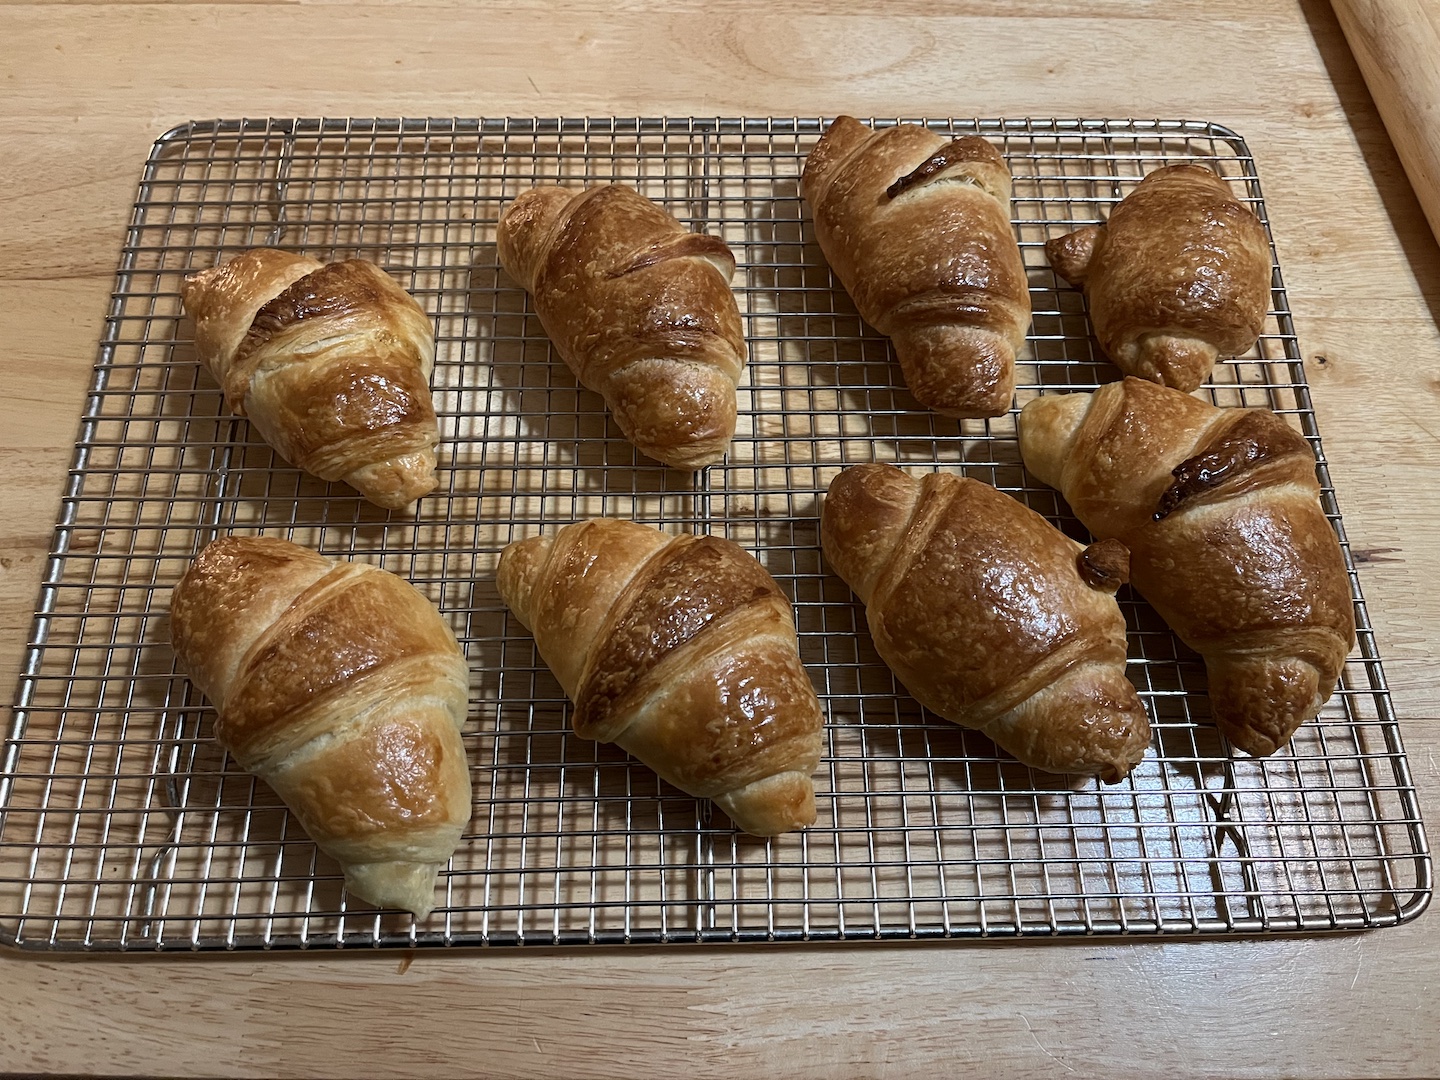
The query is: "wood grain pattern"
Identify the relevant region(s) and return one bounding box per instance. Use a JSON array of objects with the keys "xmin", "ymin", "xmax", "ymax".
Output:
[
  {"xmin": 1332, "ymin": 0, "xmax": 1440, "ymax": 246},
  {"xmin": 1, "ymin": 1, "xmax": 1439, "ymax": 1077}
]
